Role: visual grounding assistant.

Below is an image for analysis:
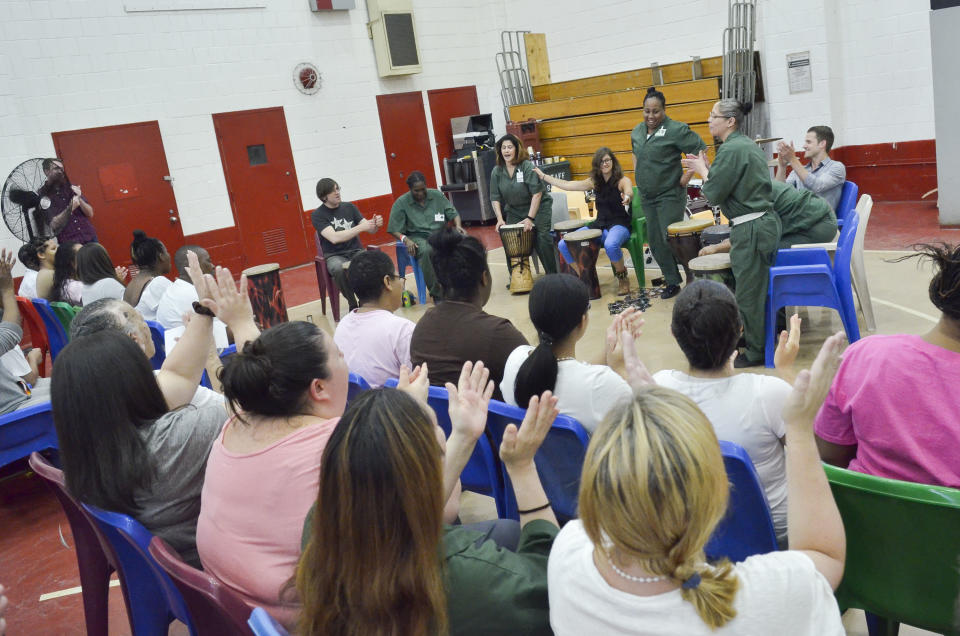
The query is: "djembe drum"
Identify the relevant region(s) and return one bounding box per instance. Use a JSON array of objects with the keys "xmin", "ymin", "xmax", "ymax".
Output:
[
  {"xmin": 243, "ymin": 263, "xmax": 288, "ymax": 329},
  {"xmin": 701, "ymin": 224, "xmax": 731, "ymax": 249},
  {"xmin": 667, "ymin": 217, "xmax": 714, "ymax": 283},
  {"xmin": 552, "ymin": 218, "xmax": 586, "ymax": 275},
  {"xmin": 564, "ymin": 227, "xmax": 603, "ymax": 299},
  {"xmin": 688, "ymin": 253, "xmax": 736, "ymax": 291},
  {"xmin": 499, "ymin": 223, "xmax": 536, "ymax": 294}
]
